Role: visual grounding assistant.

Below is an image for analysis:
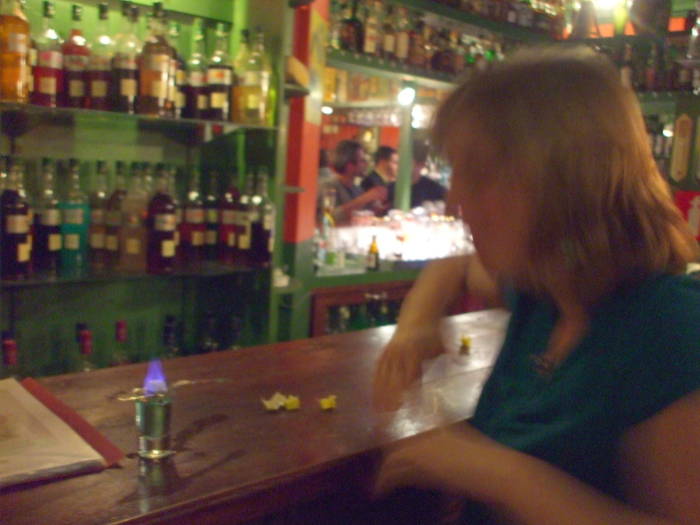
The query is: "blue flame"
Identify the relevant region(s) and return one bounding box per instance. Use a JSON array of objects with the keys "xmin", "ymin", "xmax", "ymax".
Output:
[{"xmin": 143, "ymin": 359, "xmax": 168, "ymax": 395}]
